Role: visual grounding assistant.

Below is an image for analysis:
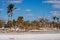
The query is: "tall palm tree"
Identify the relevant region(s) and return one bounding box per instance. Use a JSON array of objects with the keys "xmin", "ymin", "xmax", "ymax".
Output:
[
  {"xmin": 7, "ymin": 3, "xmax": 17, "ymax": 28},
  {"xmin": 7, "ymin": 3, "xmax": 14, "ymax": 29}
]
